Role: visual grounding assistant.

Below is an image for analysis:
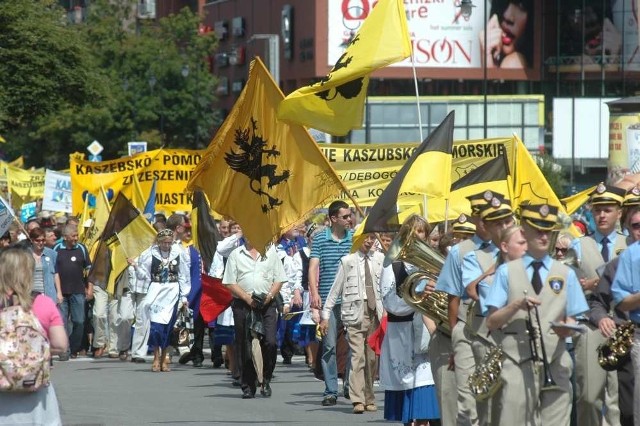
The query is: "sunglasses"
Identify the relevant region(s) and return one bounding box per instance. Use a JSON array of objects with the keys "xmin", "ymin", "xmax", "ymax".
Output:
[
  {"xmin": 339, "ymin": 214, "xmax": 352, "ymax": 220},
  {"xmin": 555, "ymin": 247, "xmax": 568, "ymax": 254},
  {"xmin": 631, "ymin": 222, "xmax": 640, "ymax": 230}
]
